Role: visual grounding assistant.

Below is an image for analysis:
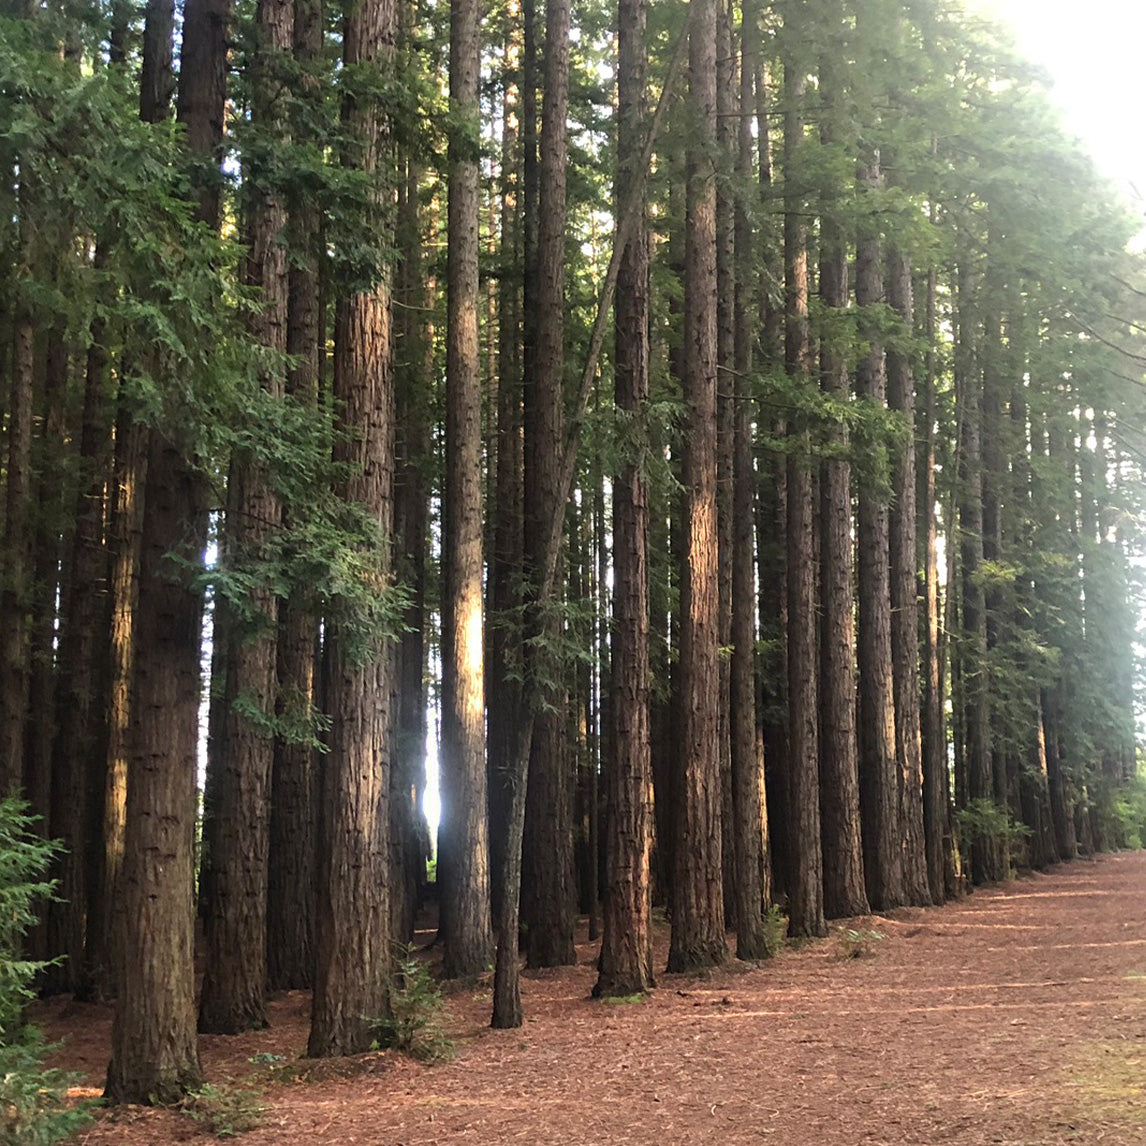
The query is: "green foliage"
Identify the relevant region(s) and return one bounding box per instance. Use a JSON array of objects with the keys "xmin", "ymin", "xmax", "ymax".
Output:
[
  {"xmin": 0, "ymin": 799, "xmax": 90, "ymax": 1146},
  {"xmin": 762, "ymin": 906, "xmax": 788, "ymax": 959},
  {"xmin": 179, "ymin": 1083, "xmax": 266, "ymax": 1138},
  {"xmin": 956, "ymin": 799, "xmax": 1032, "ymax": 871},
  {"xmin": 835, "ymin": 927, "xmax": 886, "ymax": 960},
  {"xmin": 1091, "ymin": 776, "xmax": 1146, "ymax": 851},
  {"xmin": 374, "ymin": 945, "xmax": 454, "ymax": 1063}
]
